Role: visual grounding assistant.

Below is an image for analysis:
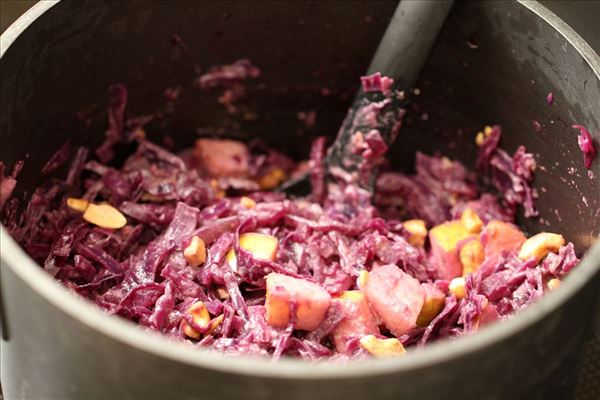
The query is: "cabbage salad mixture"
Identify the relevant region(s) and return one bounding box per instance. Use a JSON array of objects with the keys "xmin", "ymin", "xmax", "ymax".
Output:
[{"xmin": 0, "ymin": 63, "xmax": 584, "ymax": 360}]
